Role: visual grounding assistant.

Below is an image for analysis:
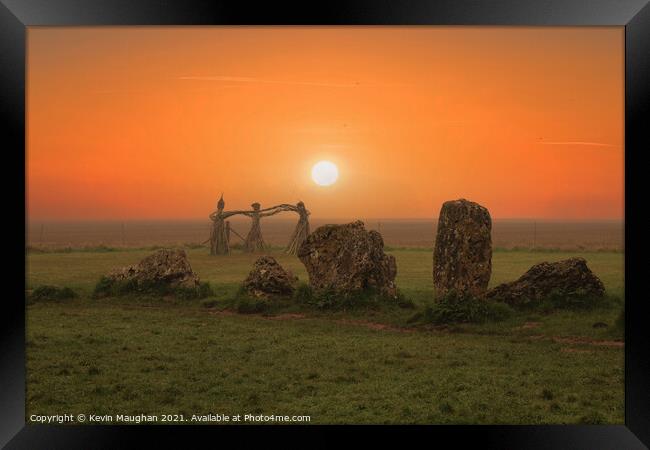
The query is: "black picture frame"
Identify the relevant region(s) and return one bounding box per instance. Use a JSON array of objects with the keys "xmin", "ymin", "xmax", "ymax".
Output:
[{"xmin": 2, "ymin": 0, "xmax": 648, "ymax": 448}]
